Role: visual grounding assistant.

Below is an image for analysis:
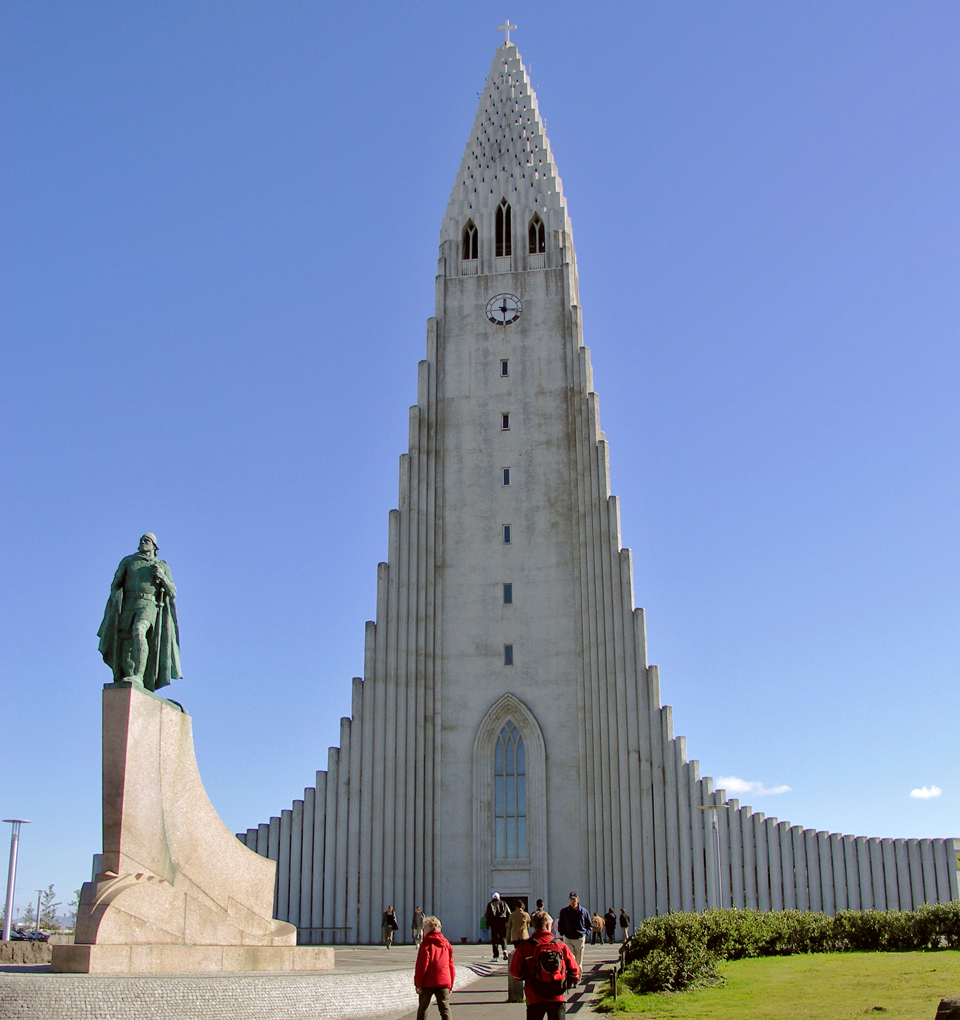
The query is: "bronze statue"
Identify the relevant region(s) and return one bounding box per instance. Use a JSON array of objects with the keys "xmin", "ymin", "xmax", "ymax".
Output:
[{"xmin": 98, "ymin": 533, "xmax": 182, "ymax": 690}]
